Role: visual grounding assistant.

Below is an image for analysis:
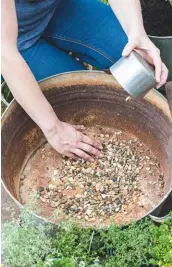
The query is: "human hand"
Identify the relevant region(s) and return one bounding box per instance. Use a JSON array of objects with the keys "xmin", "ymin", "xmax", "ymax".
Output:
[
  {"xmin": 44, "ymin": 121, "xmax": 102, "ymax": 162},
  {"xmin": 122, "ymin": 34, "xmax": 169, "ymax": 88}
]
